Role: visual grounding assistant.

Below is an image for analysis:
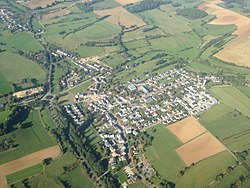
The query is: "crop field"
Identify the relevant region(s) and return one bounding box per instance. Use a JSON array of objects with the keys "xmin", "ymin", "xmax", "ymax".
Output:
[
  {"xmin": 176, "ymin": 132, "xmax": 226, "ymax": 166},
  {"xmin": 26, "ymin": 0, "xmax": 63, "ymax": 9},
  {"xmin": 43, "ymin": 9, "xmax": 71, "ymax": 21},
  {"xmin": 91, "ymin": 0, "xmax": 121, "ymax": 10},
  {"xmin": 167, "ymin": 116, "xmax": 206, "ymax": 143},
  {"xmin": 0, "ymin": 109, "xmax": 56, "ymax": 164},
  {"xmin": 7, "ymin": 164, "xmax": 43, "ymax": 184},
  {"xmin": 0, "ymin": 52, "xmax": 46, "ymax": 93},
  {"xmin": 199, "ymin": 0, "xmax": 250, "ymax": 67},
  {"xmin": 94, "ymin": 6, "xmax": 145, "ymax": 28},
  {"xmin": 115, "ymin": 0, "xmax": 142, "ymax": 5},
  {"xmin": 211, "ymin": 86, "xmax": 250, "ymax": 117},
  {"xmin": 176, "ymin": 151, "xmax": 236, "ymax": 188},
  {"xmin": 200, "ymin": 103, "xmax": 250, "ymax": 151},
  {"xmin": 145, "ymin": 124, "xmax": 185, "ymax": 181}
]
